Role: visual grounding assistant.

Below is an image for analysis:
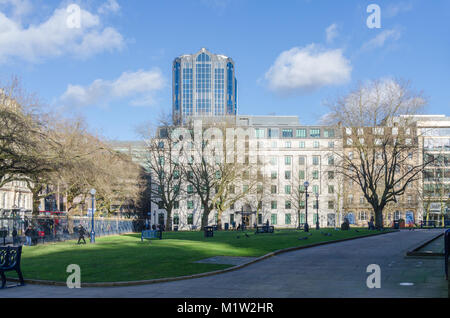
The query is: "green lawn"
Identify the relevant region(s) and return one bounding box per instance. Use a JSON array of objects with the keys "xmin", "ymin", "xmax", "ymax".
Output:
[{"xmin": 11, "ymin": 228, "xmax": 389, "ymax": 283}]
